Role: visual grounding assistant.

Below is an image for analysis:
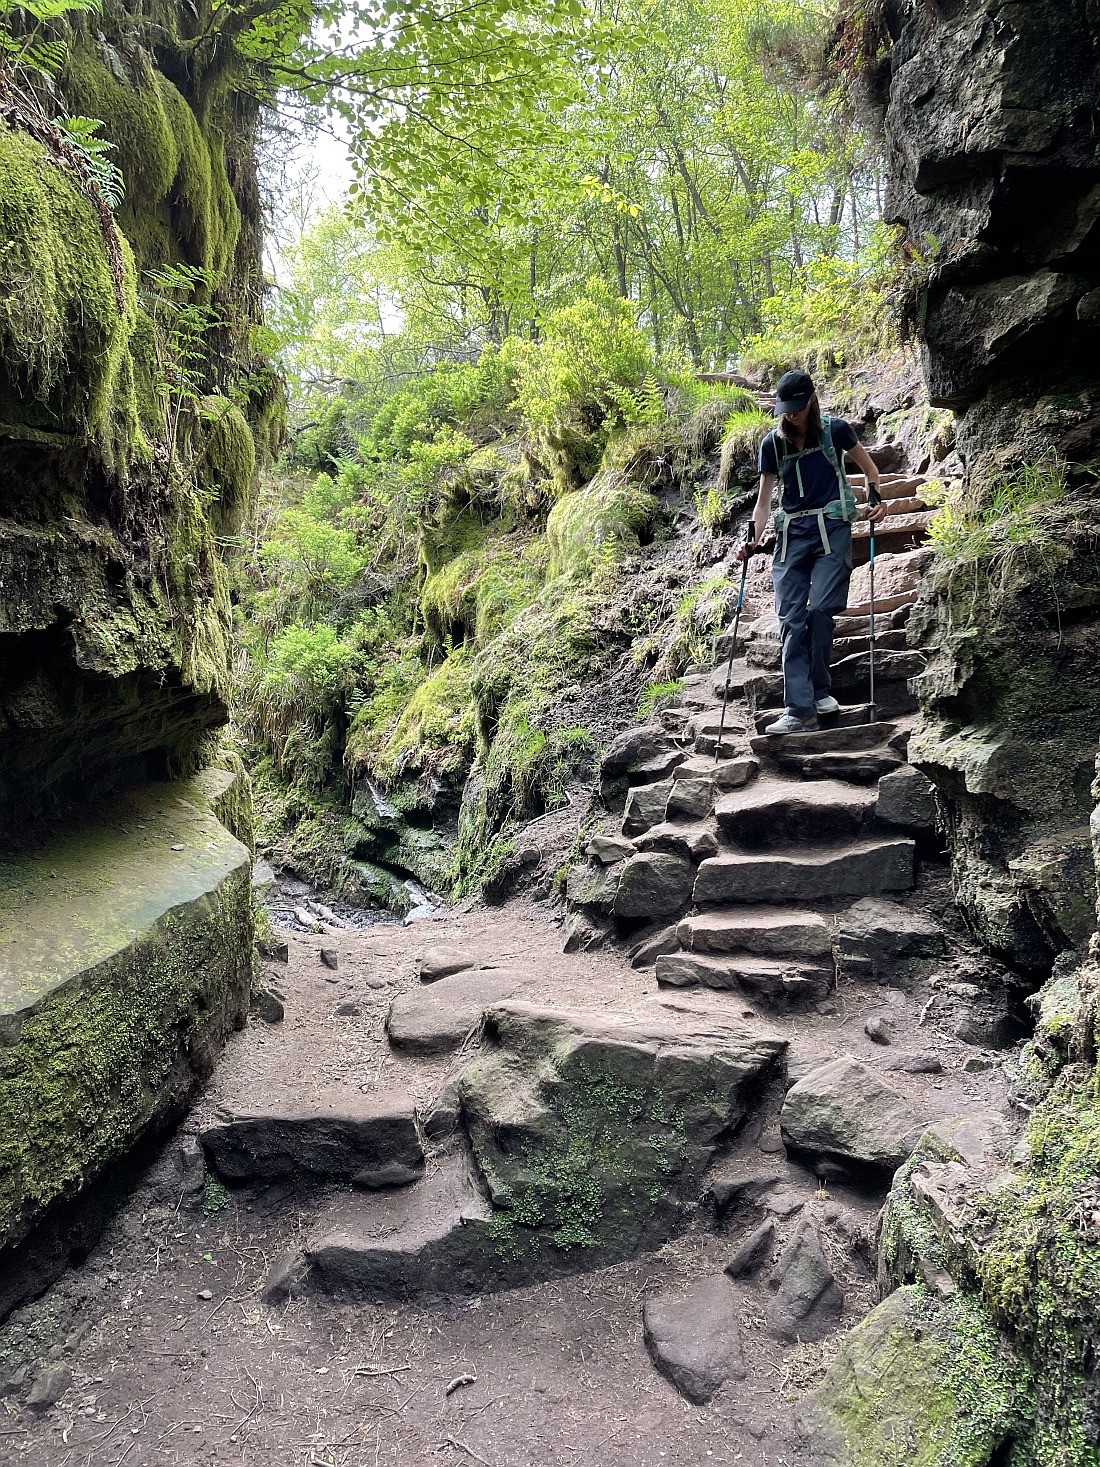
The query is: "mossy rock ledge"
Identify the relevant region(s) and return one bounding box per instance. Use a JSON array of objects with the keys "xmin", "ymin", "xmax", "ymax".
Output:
[{"xmin": 0, "ymin": 772, "xmax": 253, "ymax": 1297}]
